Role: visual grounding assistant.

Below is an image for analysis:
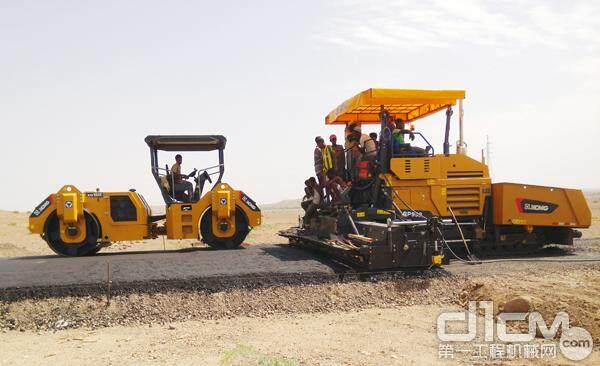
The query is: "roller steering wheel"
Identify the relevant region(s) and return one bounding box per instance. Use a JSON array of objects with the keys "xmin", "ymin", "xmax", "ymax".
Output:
[{"xmin": 187, "ymin": 168, "xmax": 198, "ymax": 179}]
